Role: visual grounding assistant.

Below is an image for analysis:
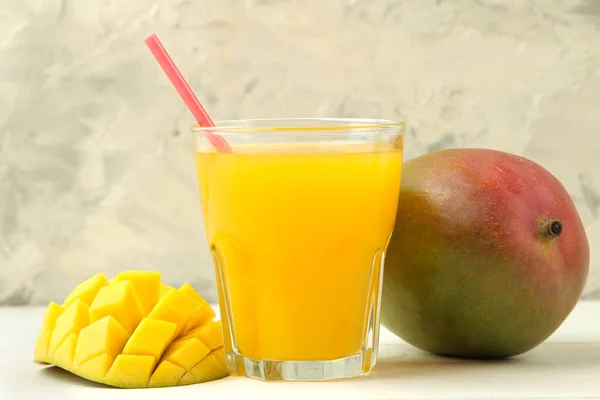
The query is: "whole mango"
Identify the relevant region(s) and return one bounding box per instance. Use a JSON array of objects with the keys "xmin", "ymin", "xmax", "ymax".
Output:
[{"xmin": 381, "ymin": 149, "xmax": 589, "ymax": 359}]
